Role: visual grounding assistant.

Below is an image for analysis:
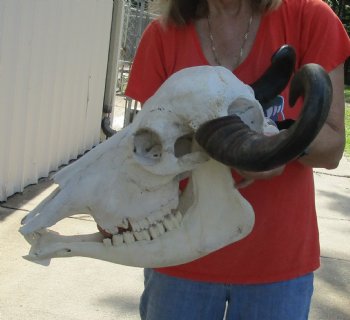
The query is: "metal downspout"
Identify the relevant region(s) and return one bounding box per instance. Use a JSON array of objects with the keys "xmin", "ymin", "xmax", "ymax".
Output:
[{"xmin": 101, "ymin": 0, "xmax": 125, "ymax": 138}]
